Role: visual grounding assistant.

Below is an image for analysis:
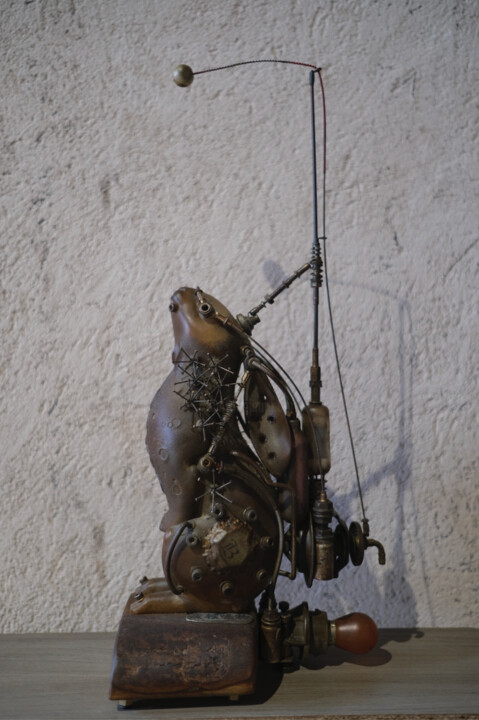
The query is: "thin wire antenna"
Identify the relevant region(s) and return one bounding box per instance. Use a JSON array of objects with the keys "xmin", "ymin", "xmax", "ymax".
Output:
[
  {"xmin": 174, "ymin": 57, "xmax": 368, "ymax": 521},
  {"xmin": 323, "ymin": 240, "xmax": 367, "ymax": 520},
  {"xmin": 309, "ymin": 69, "xmax": 323, "ymax": 405},
  {"xmin": 315, "ymin": 72, "xmax": 368, "ymax": 522}
]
